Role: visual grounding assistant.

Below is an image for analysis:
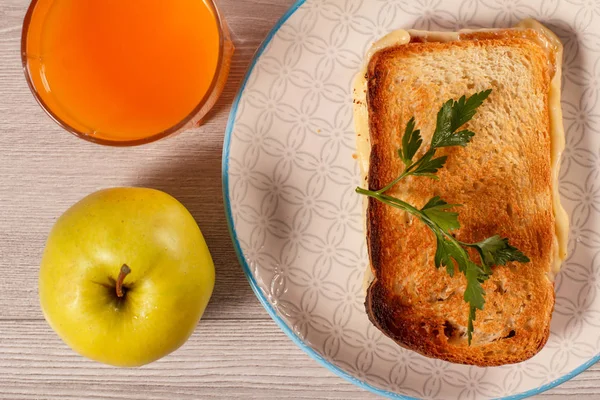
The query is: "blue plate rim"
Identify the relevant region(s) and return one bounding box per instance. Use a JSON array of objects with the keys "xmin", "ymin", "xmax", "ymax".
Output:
[{"xmin": 220, "ymin": 1, "xmax": 600, "ymax": 398}]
